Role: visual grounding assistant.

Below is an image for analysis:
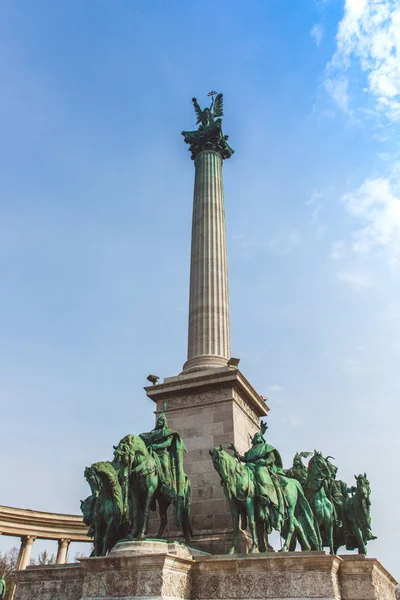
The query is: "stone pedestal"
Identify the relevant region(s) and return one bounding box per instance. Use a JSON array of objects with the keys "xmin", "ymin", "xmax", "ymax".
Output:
[
  {"xmin": 191, "ymin": 552, "xmax": 397, "ymax": 600},
  {"xmin": 192, "ymin": 552, "xmax": 342, "ymax": 599},
  {"xmin": 13, "ymin": 548, "xmax": 397, "ymax": 600},
  {"xmin": 339, "ymin": 554, "xmax": 397, "ymax": 600},
  {"xmin": 79, "ymin": 541, "xmax": 198, "ymax": 600},
  {"xmin": 145, "ymin": 366, "xmax": 268, "ymax": 553}
]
